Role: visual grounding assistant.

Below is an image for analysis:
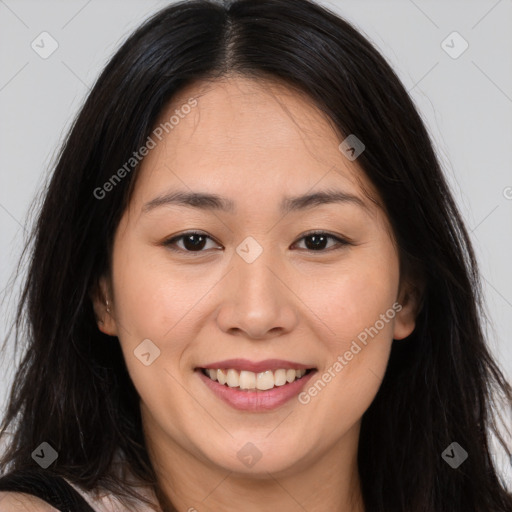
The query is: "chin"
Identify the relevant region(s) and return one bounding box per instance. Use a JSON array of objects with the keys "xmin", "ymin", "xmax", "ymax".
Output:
[{"xmin": 201, "ymin": 440, "xmax": 308, "ymax": 476}]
